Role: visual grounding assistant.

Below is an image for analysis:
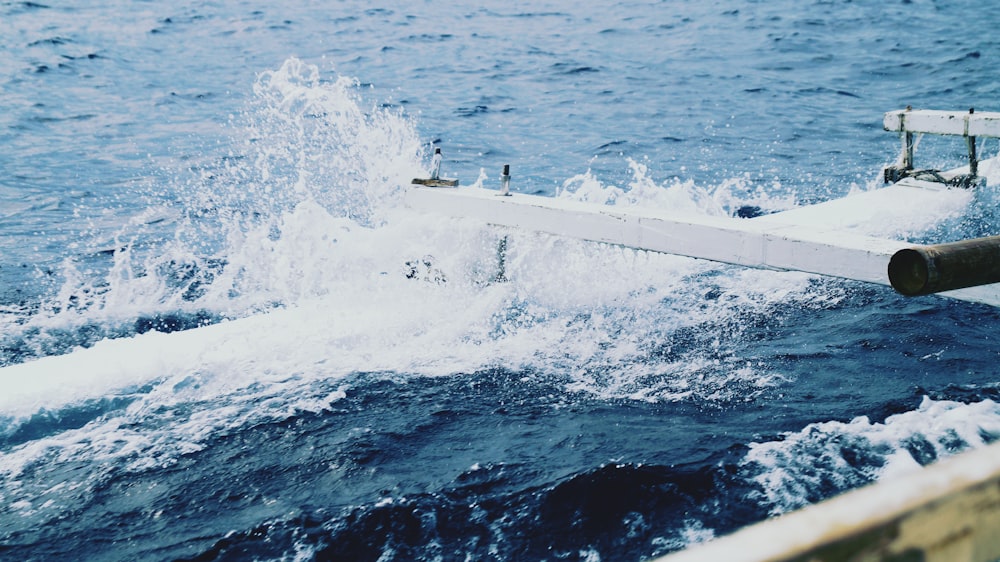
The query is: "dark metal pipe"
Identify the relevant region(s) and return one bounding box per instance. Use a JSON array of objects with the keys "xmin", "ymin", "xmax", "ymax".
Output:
[{"xmin": 888, "ymin": 235, "xmax": 1000, "ymax": 296}]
